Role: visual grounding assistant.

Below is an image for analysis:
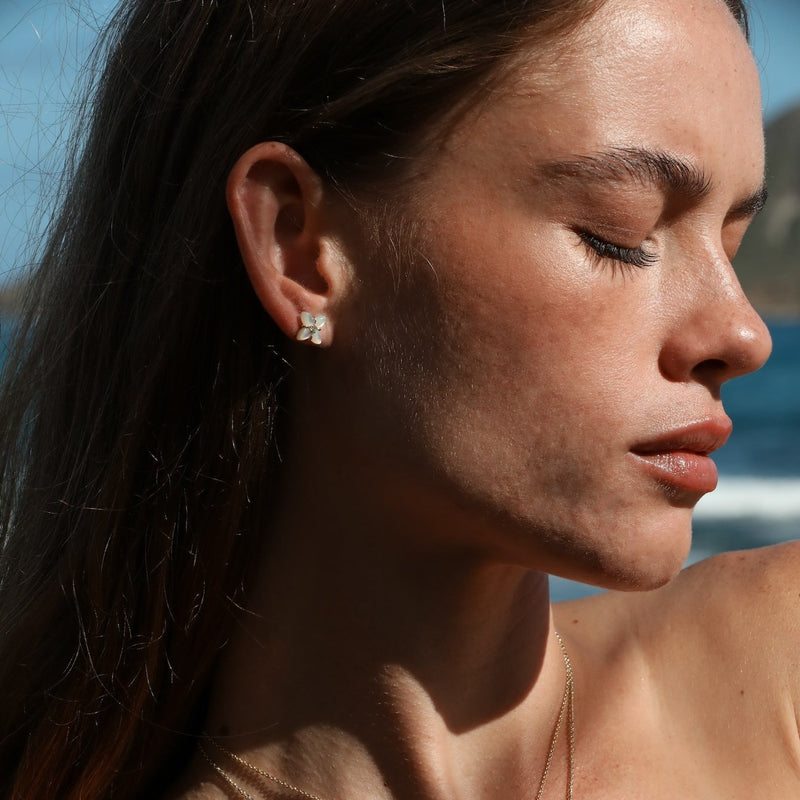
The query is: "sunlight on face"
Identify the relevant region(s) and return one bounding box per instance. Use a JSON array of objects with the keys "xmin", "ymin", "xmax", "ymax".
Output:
[{"xmin": 333, "ymin": 0, "xmax": 771, "ymax": 590}]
